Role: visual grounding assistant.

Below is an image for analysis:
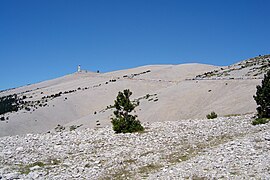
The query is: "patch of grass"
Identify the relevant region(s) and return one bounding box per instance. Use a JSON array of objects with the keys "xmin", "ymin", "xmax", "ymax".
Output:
[
  {"xmin": 123, "ymin": 159, "xmax": 136, "ymax": 164},
  {"xmin": 230, "ymin": 171, "xmax": 240, "ymax": 176},
  {"xmin": 48, "ymin": 158, "xmax": 61, "ymax": 165},
  {"xmin": 103, "ymin": 169, "xmax": 132, "ymax": 180},
  {"xmin": 224, "ymin": 114, "xmax": 241, "ymax": 117},
  {"xmin": 18, "ymin": 161, "xmax": 46, "ymax": 174},
  {"xmin": 18, "ymin": 159, "xmax": 60, "ymax": 175},
  {"xmin": 136, "ymin": 129, "xmax": 149, "ymax": 134},
  {"xmin": 178, "ymin": 154, "xmax": 190, "ymax": 161},
  {"xmin": 138, "ymin": 164, "xmax": 162, "ymax": 174},
  {"xmin": 166, "ymin": 149, "xmax": 196, "ymax": 164},
  {"xmin": 19, "ymin": 166, "xmax": 31, "ymax": 175},
  {"xmin": 252, "ymin": 118, "xmax": 270, "ymax": 125},
  {"xmin": 165, "ymin": 135, "xmax": 233, "ymax": 166},
  {"xmin": 191, "ymin": 175, "xmax": 208, "ymax": 180},
  {"xmin": 32, "ymin": 161, "xmax": 45, "ymax": 167},
  {"xmin": 139, "ymin": 151, "xmax": 154, "ymax": 157}
]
